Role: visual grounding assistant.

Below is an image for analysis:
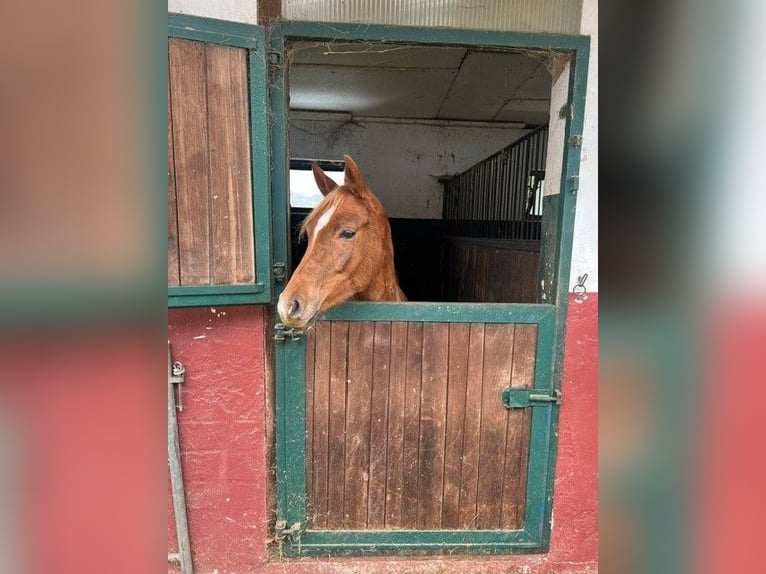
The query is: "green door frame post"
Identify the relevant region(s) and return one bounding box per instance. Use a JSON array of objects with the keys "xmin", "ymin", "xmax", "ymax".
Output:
[
  {"xmin": 167, "ymin": 14, "xmax": 273, "ymax": 307},
  {"xmin": 267, "ymin": 20, "xmax": 589, "ymax": 556}
]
